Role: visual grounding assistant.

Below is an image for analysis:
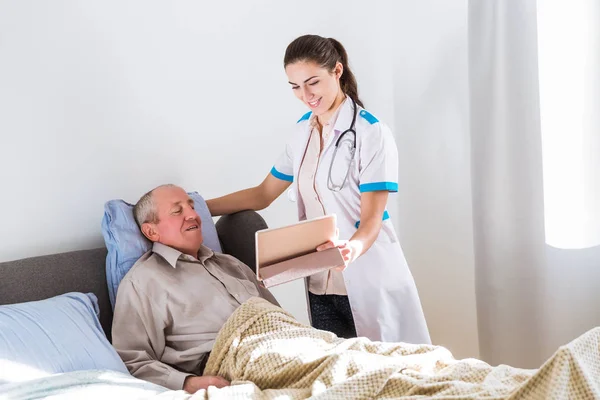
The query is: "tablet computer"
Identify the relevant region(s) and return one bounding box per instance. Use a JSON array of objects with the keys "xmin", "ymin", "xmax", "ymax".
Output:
[{"xmin": 255, "ymin": 214, "xmax": 345, "ymax": 288}]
